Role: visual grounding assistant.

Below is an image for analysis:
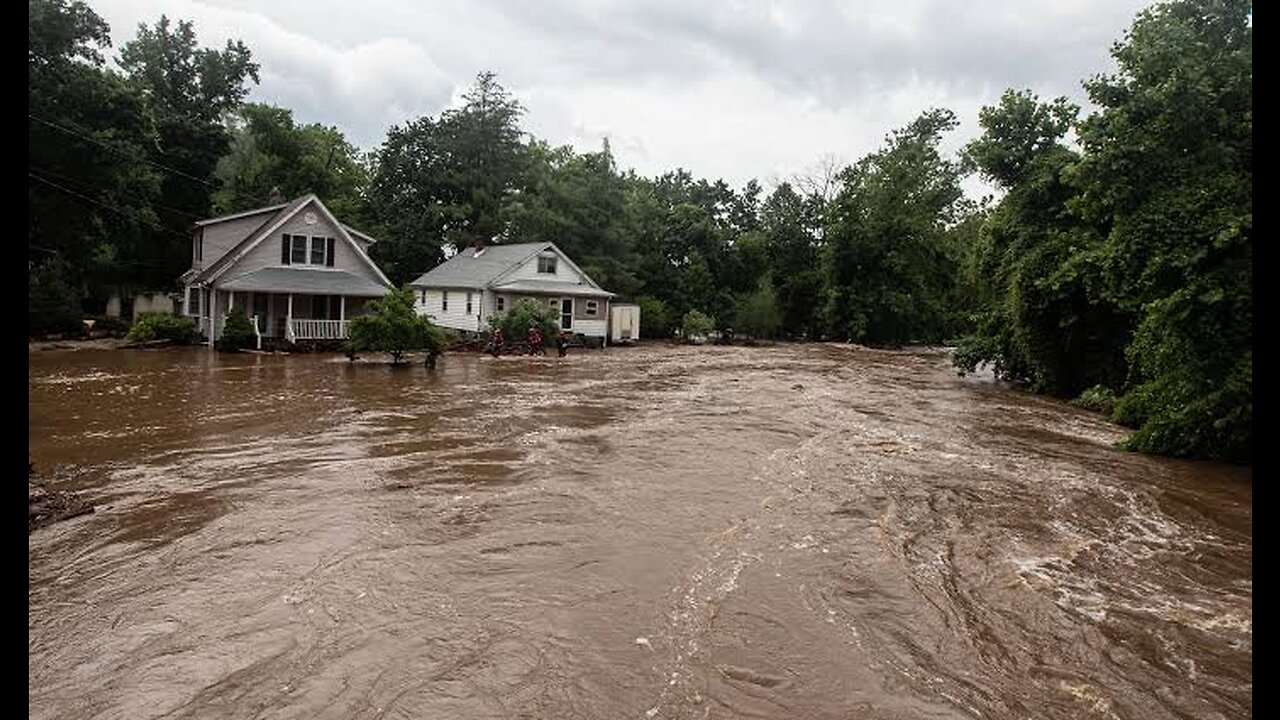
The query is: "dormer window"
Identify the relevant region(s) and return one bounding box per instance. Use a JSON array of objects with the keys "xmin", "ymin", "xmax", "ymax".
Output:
[{"xmin": 537, "ymin": 254, "xmax": 557, "ymax": 274}]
